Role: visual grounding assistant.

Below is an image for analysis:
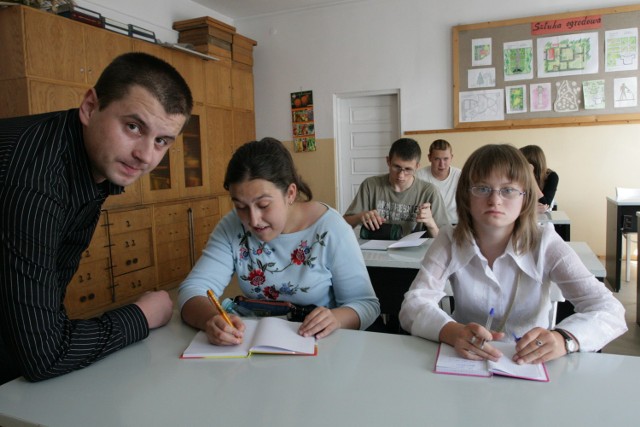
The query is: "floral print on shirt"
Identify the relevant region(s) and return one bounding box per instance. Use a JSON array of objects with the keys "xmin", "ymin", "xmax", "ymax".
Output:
[{"xmin": 238, "ymin": 229, "xmax": 327, "ymax": 300}]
